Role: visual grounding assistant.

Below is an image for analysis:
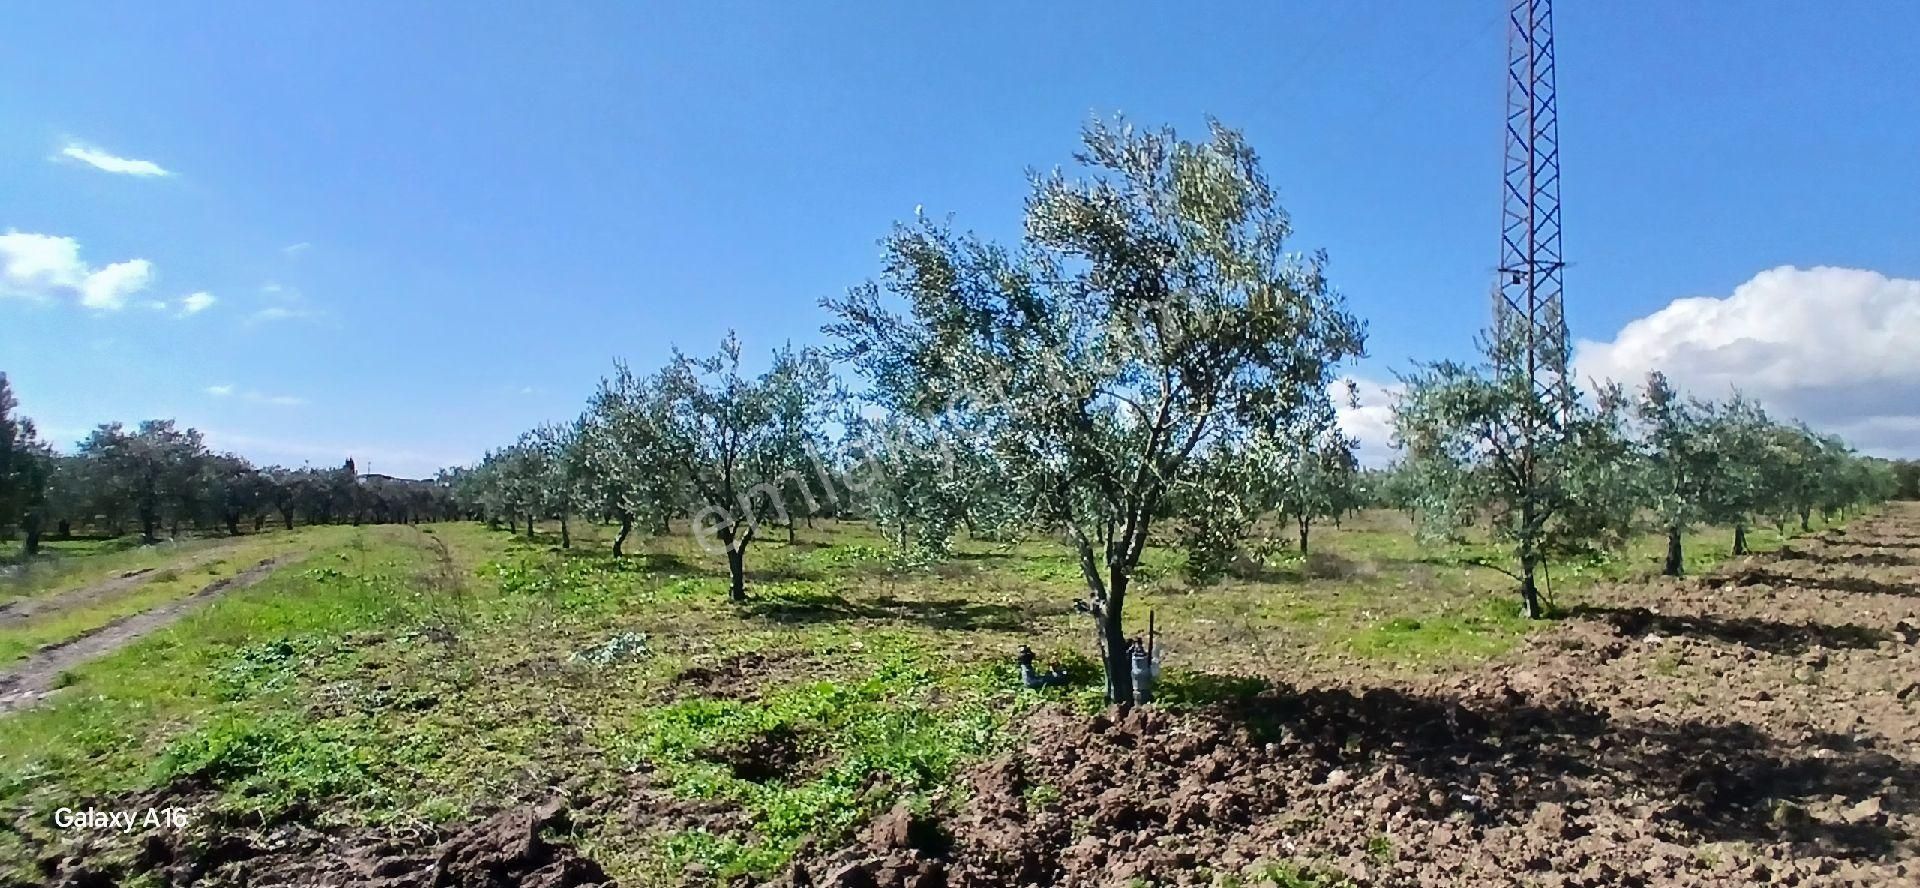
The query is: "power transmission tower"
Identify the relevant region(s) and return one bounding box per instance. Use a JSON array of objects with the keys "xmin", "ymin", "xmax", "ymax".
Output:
[
  {"xmin": 1494, "ymin": 0, "xmax": 1572, "ymax": 414},
  {"xmin": 1493, "ymin": 0, "xmax": 1570, "ymax": 620}
]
